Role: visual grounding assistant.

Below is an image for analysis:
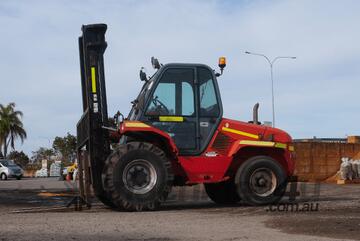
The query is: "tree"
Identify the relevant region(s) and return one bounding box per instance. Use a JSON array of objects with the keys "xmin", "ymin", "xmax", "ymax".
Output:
[
  {"xmin": 31, "ymin": 147, "xmax": 55, "ymax": 164},
  {"xmin": 8, "ymin": 150, "xmax": 30, "ymax": 168},
  {"xmin": 0, "ymin": 103, "xmax": 27, "ymax": 157},
  {"xmin": 52, "ymin": 133, "xmax": 76, "ymax": 165}
]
